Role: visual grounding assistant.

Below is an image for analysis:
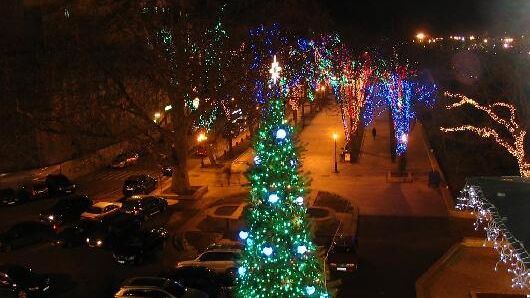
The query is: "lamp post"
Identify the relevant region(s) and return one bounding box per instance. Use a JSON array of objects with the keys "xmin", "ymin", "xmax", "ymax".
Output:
[
  {"xmin": 197, "ymin": 133, "xmax": 207, "ymax": 167},
  {"xmin": 332, "ymin": 133, "xmax": 338, "ymax": 173}
]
